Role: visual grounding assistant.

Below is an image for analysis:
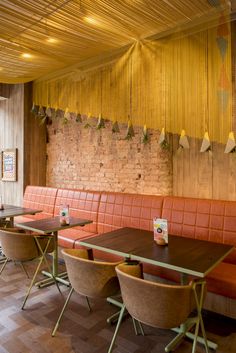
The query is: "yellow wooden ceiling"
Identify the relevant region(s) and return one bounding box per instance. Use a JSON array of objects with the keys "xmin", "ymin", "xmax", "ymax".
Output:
[{"xmin": 0, "ymin": 0, "xmax": 231, "ymax": 83}]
